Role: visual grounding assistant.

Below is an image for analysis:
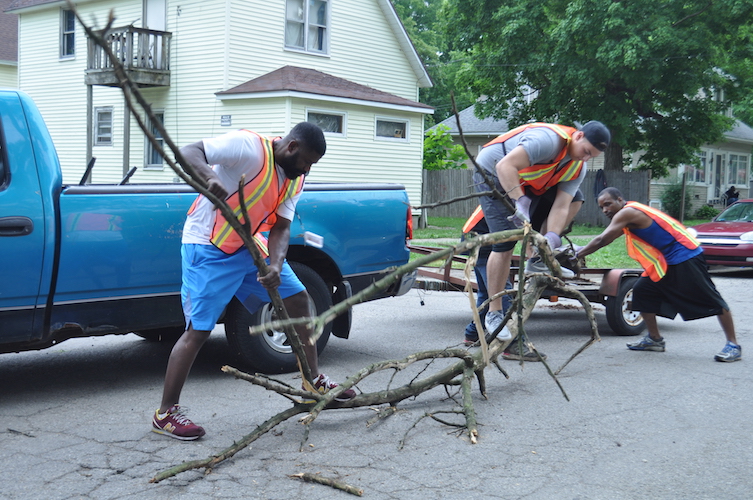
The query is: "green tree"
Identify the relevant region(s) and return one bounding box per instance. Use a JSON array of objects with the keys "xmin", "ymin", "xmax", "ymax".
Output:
[
  {"xmin": 423, "ymin": 124, "xmax": 467, "ymax": 169},
  {"xmin": 391, "ymin": 0, "xmax": 475, "ymax": 124},
  {"xmin": 442, "ymin": 0, "xmax": 753, "ymax": 176}
]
